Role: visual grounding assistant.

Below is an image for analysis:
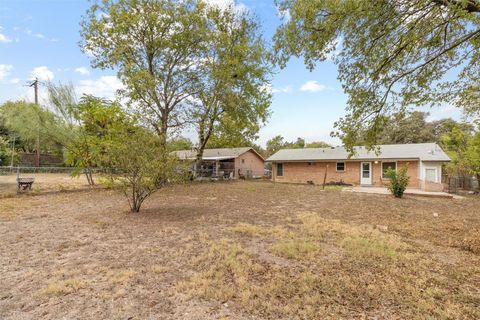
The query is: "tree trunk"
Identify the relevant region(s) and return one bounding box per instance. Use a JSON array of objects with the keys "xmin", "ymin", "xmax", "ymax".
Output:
[
  {"xmin": 194, "ymin": 152, "xmax": 202, "ymax": 177},
  {"xmin": 84, "ymin": 168, "xmax": 95, "ymax": 186}
]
